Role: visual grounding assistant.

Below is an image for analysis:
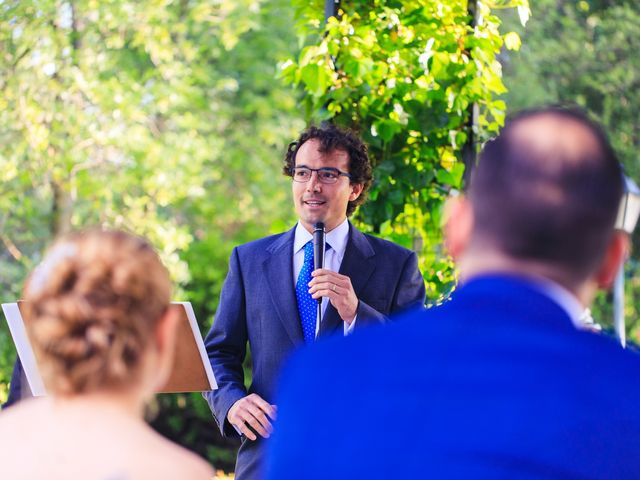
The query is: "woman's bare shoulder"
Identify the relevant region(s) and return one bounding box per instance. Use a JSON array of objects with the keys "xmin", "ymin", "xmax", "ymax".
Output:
[
  {"xmin": 134, "ymin": 428, "xmax": 215, "ymax": 479},
  {"xmin": 164, "ymin": 445, "xmax": 214, "ymax": 479},
  {"xmin": 0, "ymin": 398, "xmax": 47, "ymax": 432},
  {"xmin": 0, "ymin": 399, "xmax": 214, "ymax": 479}
]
